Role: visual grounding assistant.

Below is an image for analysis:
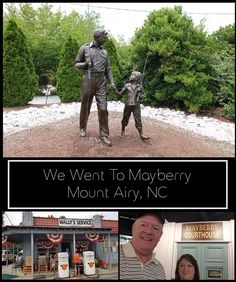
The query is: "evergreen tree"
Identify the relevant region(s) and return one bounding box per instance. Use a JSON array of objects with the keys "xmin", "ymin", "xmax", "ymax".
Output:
[
  {"xmin": 212, "ymin": 48, "xmax": 235, "ymax": 121},
  {"xmin": 115, "ymin": 40, "xmax": 133, "ymax": 88},
  {"xmin": 211, "ymin": 23, "xmax": 235, "ymax": 46},
  {"xmin": 56, "ymin": 36, "xmax": 81, "ymax": 102},
  {"xmin": 3, "ymin": 4, "xmax": 101, "ymax": 90},
  {"xmin": 3, "ymin": 19, "xmax": 38, "ymax": 106},
  {"xmin": 209, "ymin": 24, "xmax": 235, "ymax": 120},
  {"xmin": 103, "ymin": 37, "xmax": 122, "ymax": 100},
  {"xmin": 131, "ymin": 6, "xmax": 213, "ymax": 112}
]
